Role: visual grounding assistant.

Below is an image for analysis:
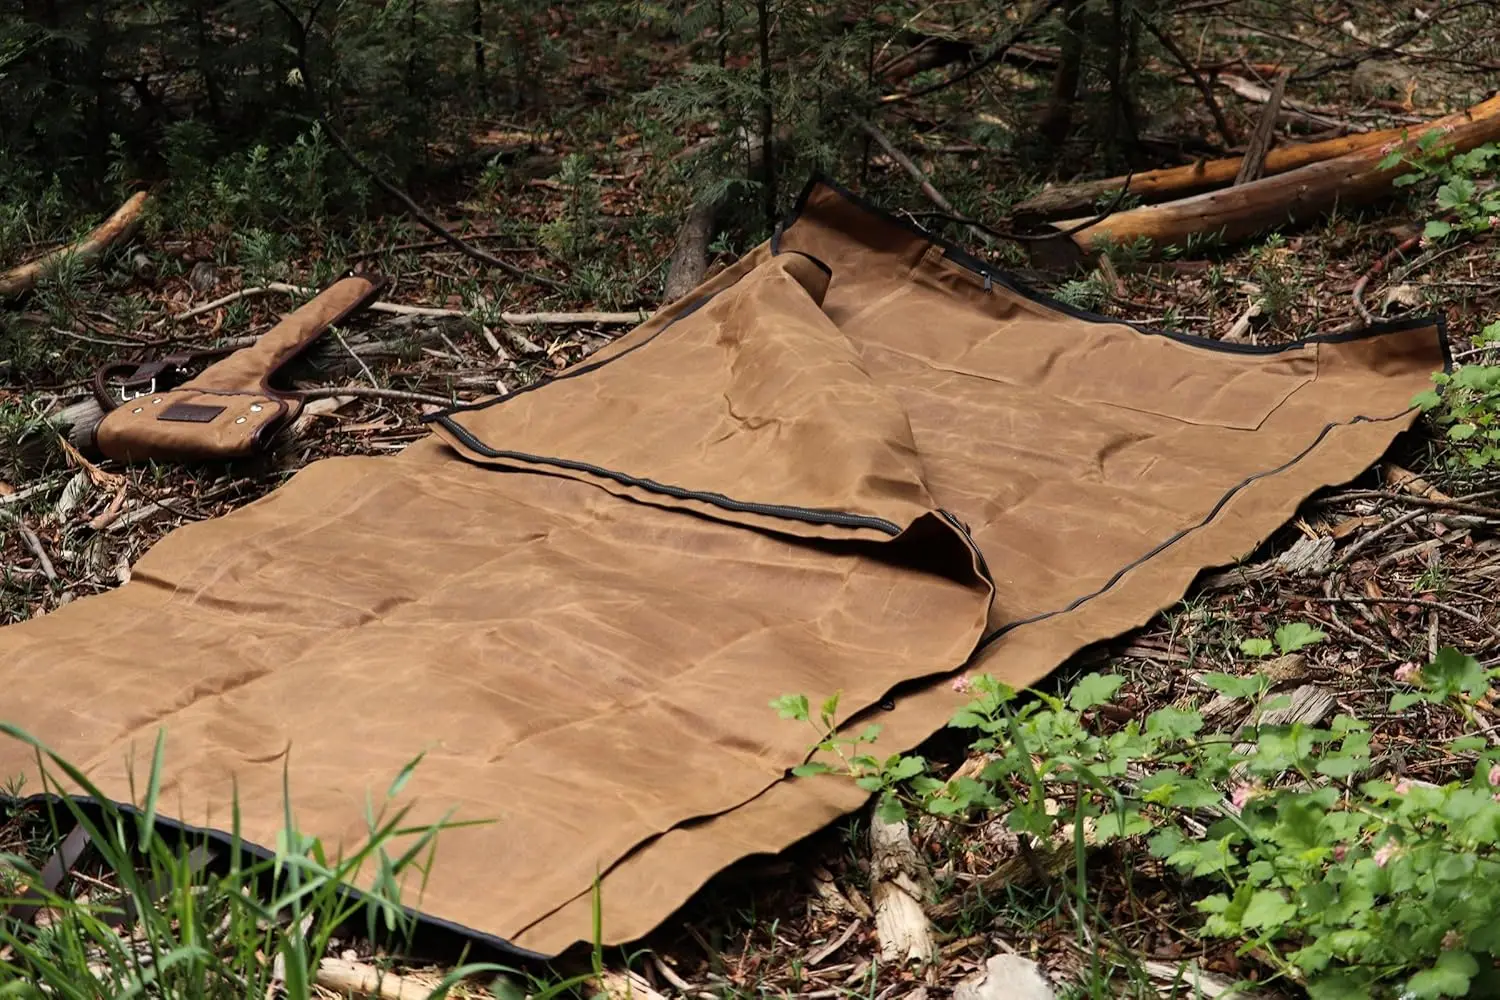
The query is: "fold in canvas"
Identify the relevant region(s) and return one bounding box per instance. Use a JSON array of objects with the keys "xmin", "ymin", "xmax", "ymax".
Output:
[{"xmin": 0, "ymin": 177, "xmax": 1447, "ymax": 958}]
